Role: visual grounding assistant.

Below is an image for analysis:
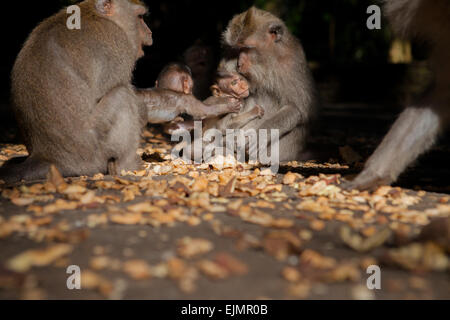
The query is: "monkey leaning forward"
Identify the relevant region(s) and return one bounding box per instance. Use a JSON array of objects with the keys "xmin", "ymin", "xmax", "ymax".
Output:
[{"xmin": 221, "ymin": 7, "xmax": 318, "ymax": 162}]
